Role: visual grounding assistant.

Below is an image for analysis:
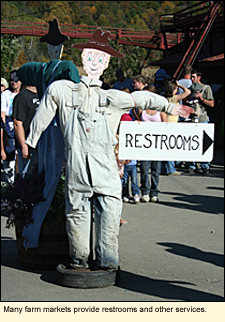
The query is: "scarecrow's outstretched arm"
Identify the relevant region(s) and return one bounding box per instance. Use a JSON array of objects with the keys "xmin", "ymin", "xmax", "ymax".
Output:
[
  {"xmin": 104, "ymin": 89, "xmax": 135, "ymax": 134},
  {"xmin": 106, "ymin": 89, "xmax": 135, "ymax": 111},
  {"xmin": 131, "ymin": 91, "xmax": 193, "ymax": 118}
]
